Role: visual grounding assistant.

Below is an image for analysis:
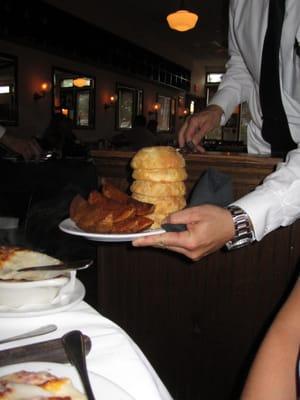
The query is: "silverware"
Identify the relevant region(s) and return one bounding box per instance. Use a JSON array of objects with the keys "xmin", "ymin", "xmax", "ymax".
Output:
[
  {"xmin": 178, "ymin": 141, "xmax": 199, "ymax": 154},
  {"xmin": 0, "ymin": 324, "xmax": 57, "ymax": 345},
  {"xmin": 18, "ymin": 259, "xmax": 93, "ymax": 272},
  {"xmin": 0, "ymin": 335, "xmax": 92, "ymax": 366},
  {"xmin": 62, "ymin": 330, "xmax": 95, "ymax": 400}
]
